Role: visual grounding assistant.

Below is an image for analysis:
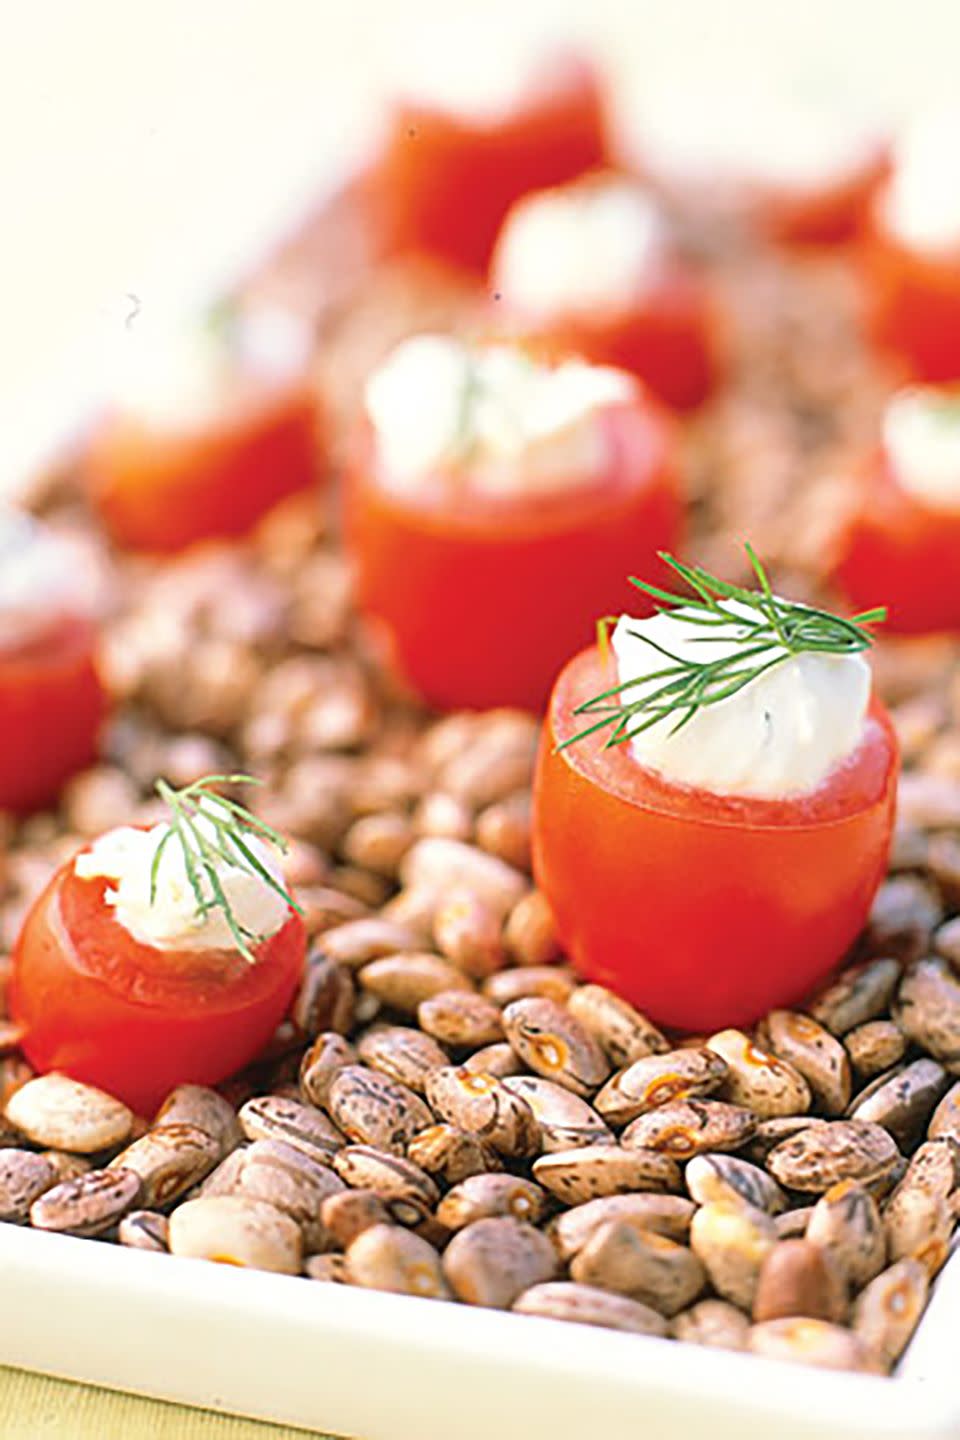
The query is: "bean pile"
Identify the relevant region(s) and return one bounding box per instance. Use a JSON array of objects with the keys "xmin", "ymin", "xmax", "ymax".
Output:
[{"xmin": 2, "ymin": 195, "xmax": 960, "ymax": 1380}]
